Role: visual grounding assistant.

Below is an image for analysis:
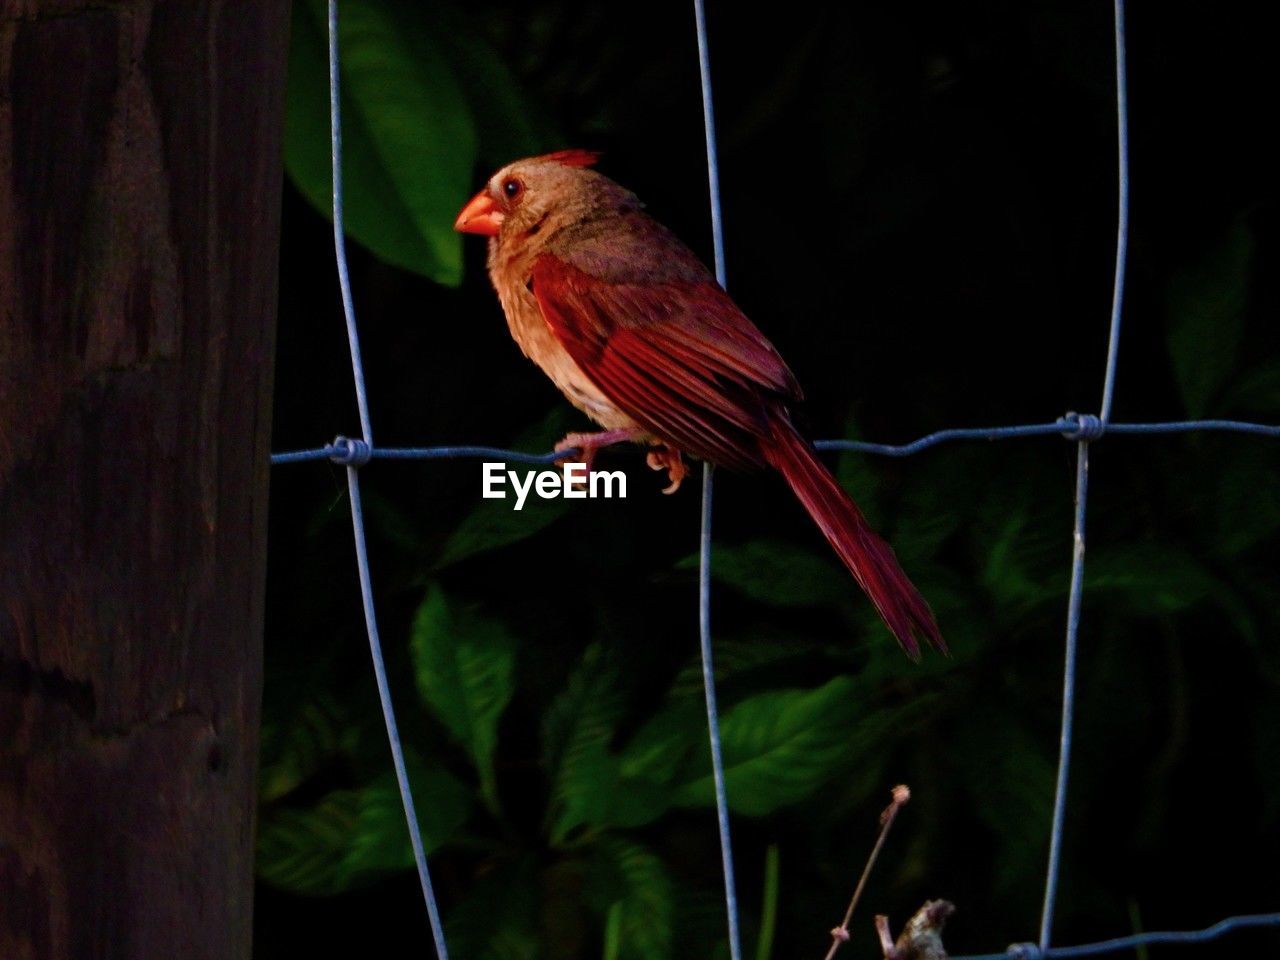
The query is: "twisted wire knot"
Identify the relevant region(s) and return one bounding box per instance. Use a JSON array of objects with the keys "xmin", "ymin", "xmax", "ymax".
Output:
[
  {"xmin": 1060, "ymin": 412, "xmax": 1105, "ymax": 441},
  {"xmin": 1006, "ymin": 943, "xmax": 1043, "ymax": 959},
  {"xmin": 329, "ymin": 435, "xmax": 373, "ymax": 466}
]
